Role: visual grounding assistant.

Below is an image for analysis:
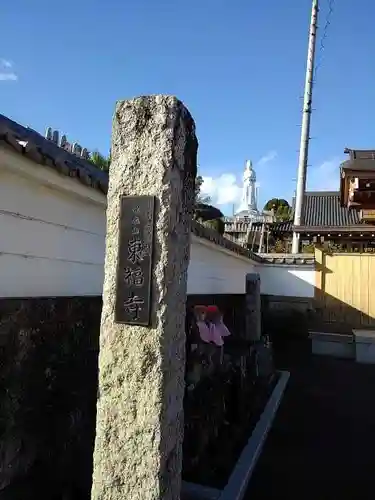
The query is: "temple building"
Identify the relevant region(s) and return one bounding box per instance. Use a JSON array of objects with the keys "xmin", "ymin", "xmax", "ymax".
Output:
[
  {"xmin": 224, "ymin": 160, "xmax": 275, "ymax": 248},
  {"xmin": 224, "ymin": 149, "xmax": 375, "ymax": 253},
  {"xmin": 251, "ymin": 149, "xmax": 375, "ymax": 253}
]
